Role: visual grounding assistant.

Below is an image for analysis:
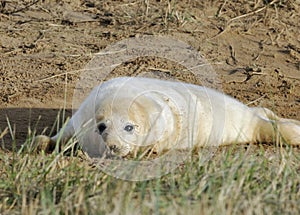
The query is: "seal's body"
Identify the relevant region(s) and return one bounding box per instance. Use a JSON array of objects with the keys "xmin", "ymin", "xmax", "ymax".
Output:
[{"xmin": 35, "ymin": 77, "xmax": 300, "ymax": 157}]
